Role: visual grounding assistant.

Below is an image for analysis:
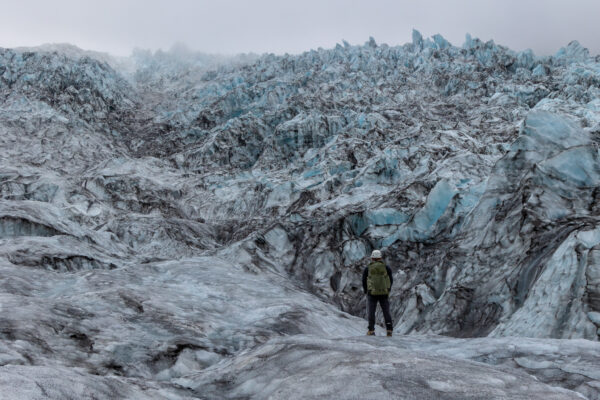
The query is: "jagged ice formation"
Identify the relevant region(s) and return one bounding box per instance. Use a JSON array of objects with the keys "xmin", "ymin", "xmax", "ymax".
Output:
[{"xmin": 1, "ymin": 31, "xmax": 600, "ymax": 398}]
